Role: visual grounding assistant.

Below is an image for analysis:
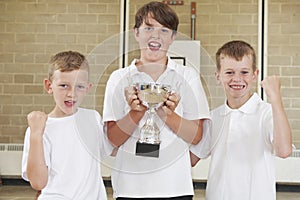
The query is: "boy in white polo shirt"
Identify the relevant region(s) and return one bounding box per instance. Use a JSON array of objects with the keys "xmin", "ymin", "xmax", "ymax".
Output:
[
  {"xmin": 103, "ymin": 1, "xmax": 210, "ymax": 199},
  {"xmin": 190, "ymin": 40, "xmax": 293, "ymax": 200}
]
